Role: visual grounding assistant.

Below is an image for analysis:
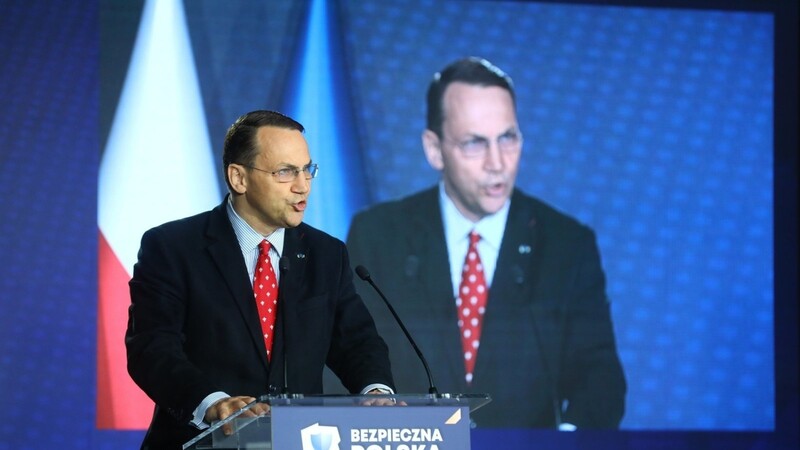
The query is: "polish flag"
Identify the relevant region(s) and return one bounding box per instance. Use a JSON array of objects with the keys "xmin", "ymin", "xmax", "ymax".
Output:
[{"xmin": 97, "ymin": 0, "xmax": 220, "ymax": 429}]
